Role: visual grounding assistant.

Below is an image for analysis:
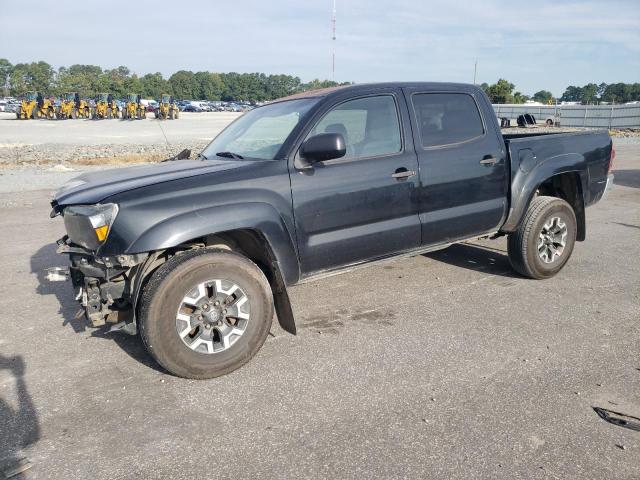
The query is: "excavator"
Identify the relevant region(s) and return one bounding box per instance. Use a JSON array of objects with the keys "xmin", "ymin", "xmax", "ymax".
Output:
[
  {"xmin": 17, "ymin": 92, "xmax": 55, "ymax": 119},
  {"xmin": 57, "ymin": 92, "xmax": 91, "ymax": 119},
  {"xmin": 154, "ymin": 94, "xmax": 179, "ymax": 120},
  {"xmin": 92, "ymin": 93, "xmax": 119, "ymax": 119},
  {"xmin": 122, "ymin": 94, "xmax": 146, "ymax": 120}
]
